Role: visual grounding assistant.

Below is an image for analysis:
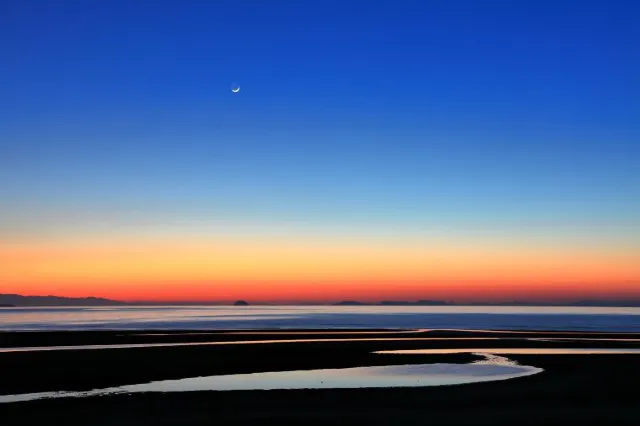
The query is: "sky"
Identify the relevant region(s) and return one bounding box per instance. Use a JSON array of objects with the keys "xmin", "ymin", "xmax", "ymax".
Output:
[{"xmin": 1, "ymin": 0, "xmax": 639, "ymax": 303}]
